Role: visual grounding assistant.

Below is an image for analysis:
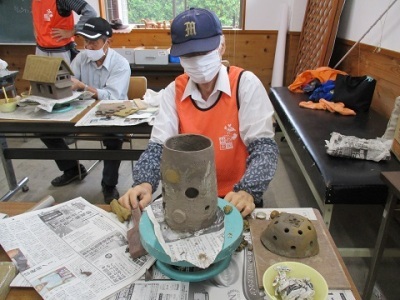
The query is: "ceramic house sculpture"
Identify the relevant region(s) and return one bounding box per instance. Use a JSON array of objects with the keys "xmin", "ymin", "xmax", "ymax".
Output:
[{"xmin": 22, "ymin": 55, "xmax": 73, "ymax": 99}]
